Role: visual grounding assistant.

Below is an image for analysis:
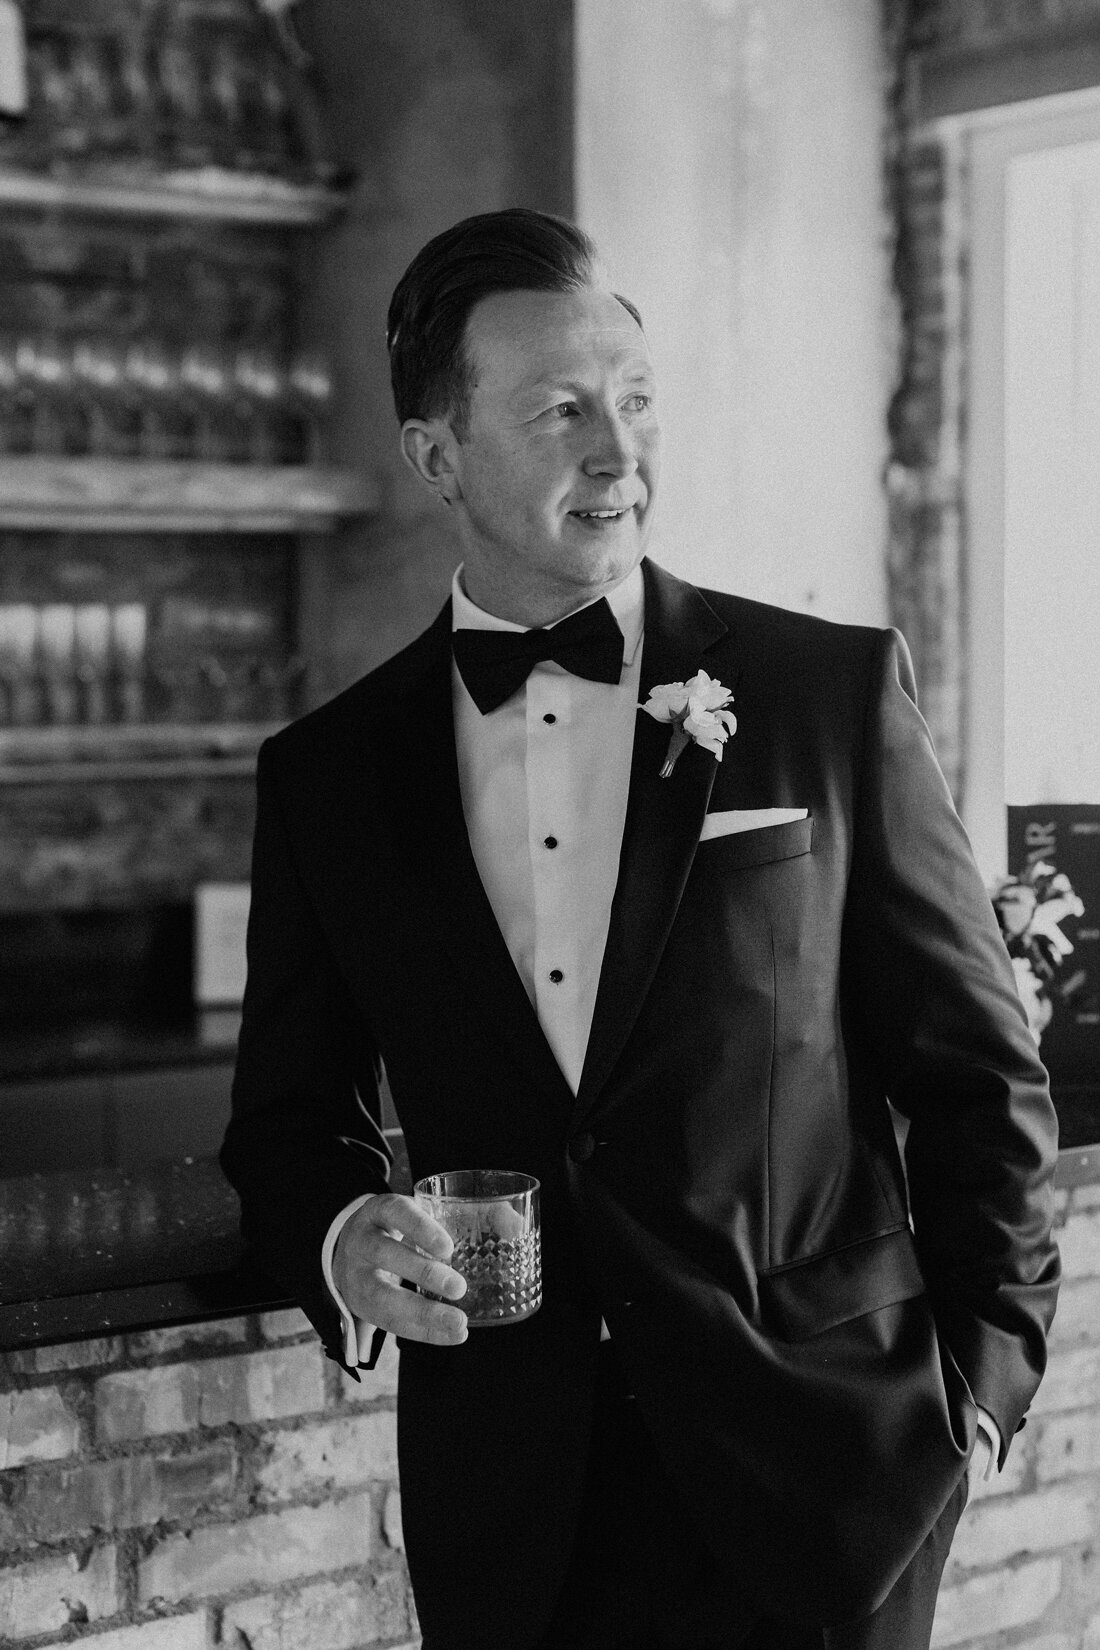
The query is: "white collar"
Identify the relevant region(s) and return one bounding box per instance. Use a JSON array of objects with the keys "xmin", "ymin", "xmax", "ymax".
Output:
[{"xmin": 451, "ymin": 563, "xmax": 645, "ymax": 667}]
